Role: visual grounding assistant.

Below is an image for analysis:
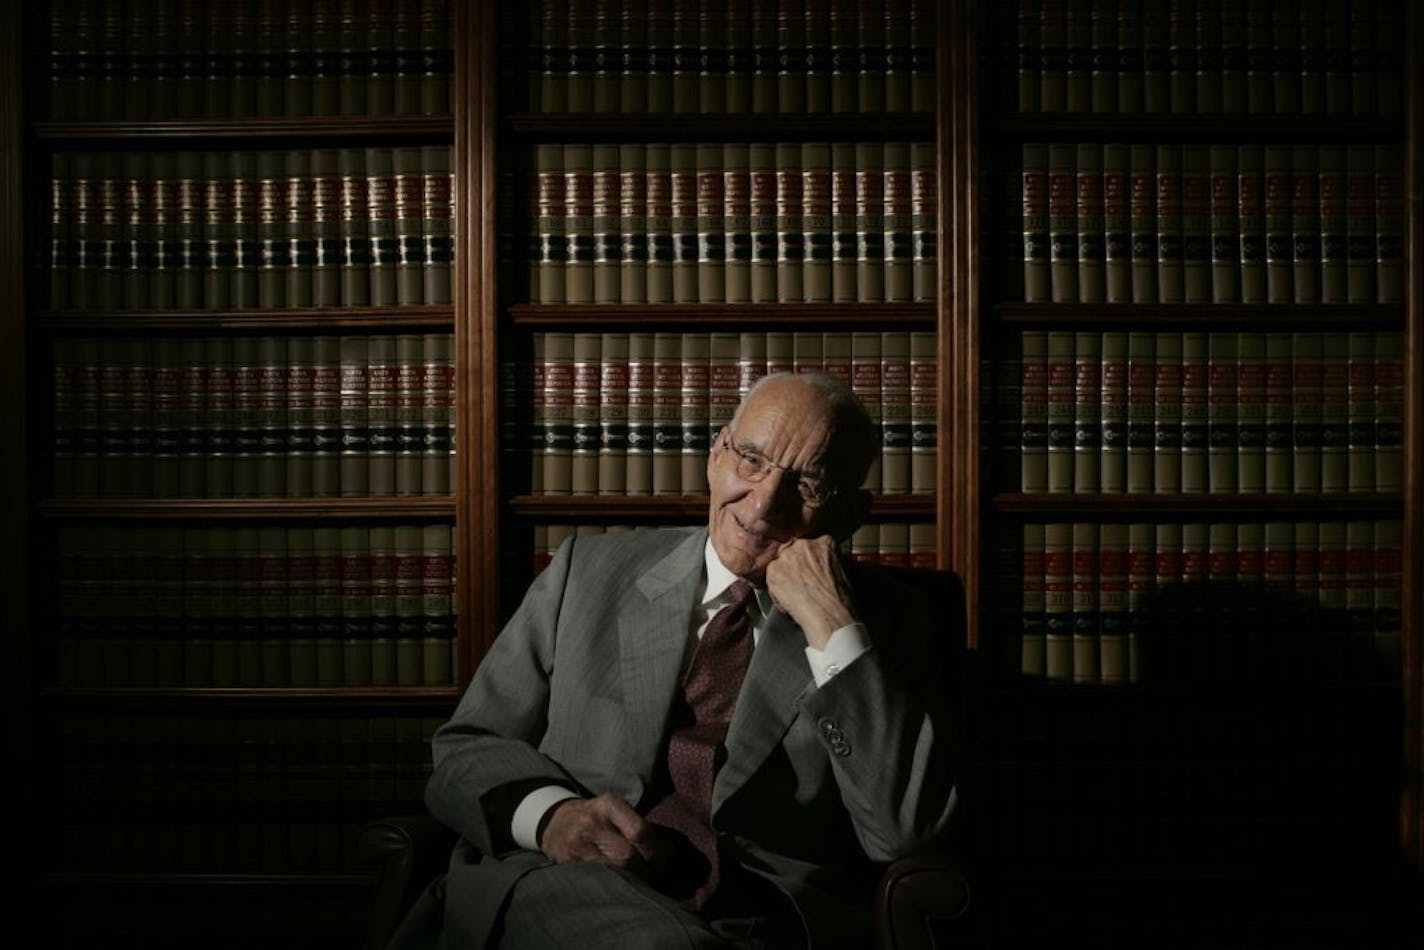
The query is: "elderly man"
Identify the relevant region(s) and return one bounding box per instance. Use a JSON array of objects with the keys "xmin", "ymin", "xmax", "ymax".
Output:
[{"xmin": 395, "ymin": 371, "xmax": 959, "ymax": 949}]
